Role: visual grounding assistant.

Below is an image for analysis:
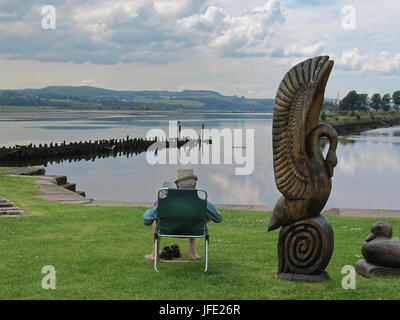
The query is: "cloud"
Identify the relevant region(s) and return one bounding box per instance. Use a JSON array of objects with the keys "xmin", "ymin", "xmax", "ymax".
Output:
[
  {"xmin": 205, "ymin": 0, "xmax": 287, "ymax": 57},
  {"xmin": 364, "ymin": 51, "xmax": 400, "ymax": 73},
  {"xmin": 78, "ymin": 79, "xmax": 97, "ymax": 87},
  {"xmin": 1, "ymin": 0, "xmax": 400, "ymax": 99},
  {"xmin": 270, "ymin": 41, "xmax": 325, "ymax": 58},
  {"xmin": 336, "ymin": 48, "xmax": 369, "ymax": 71},
  {"xmin": 0, "ymin": 0, "xmax": 290, "ymax": 64},
  {"xmin": 0, "ymin": 0, "xmax": 207, "ymax": 64},
  {"xmin": 336, "ymin": 49, "xmax": 400, "ymax": 73}
]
